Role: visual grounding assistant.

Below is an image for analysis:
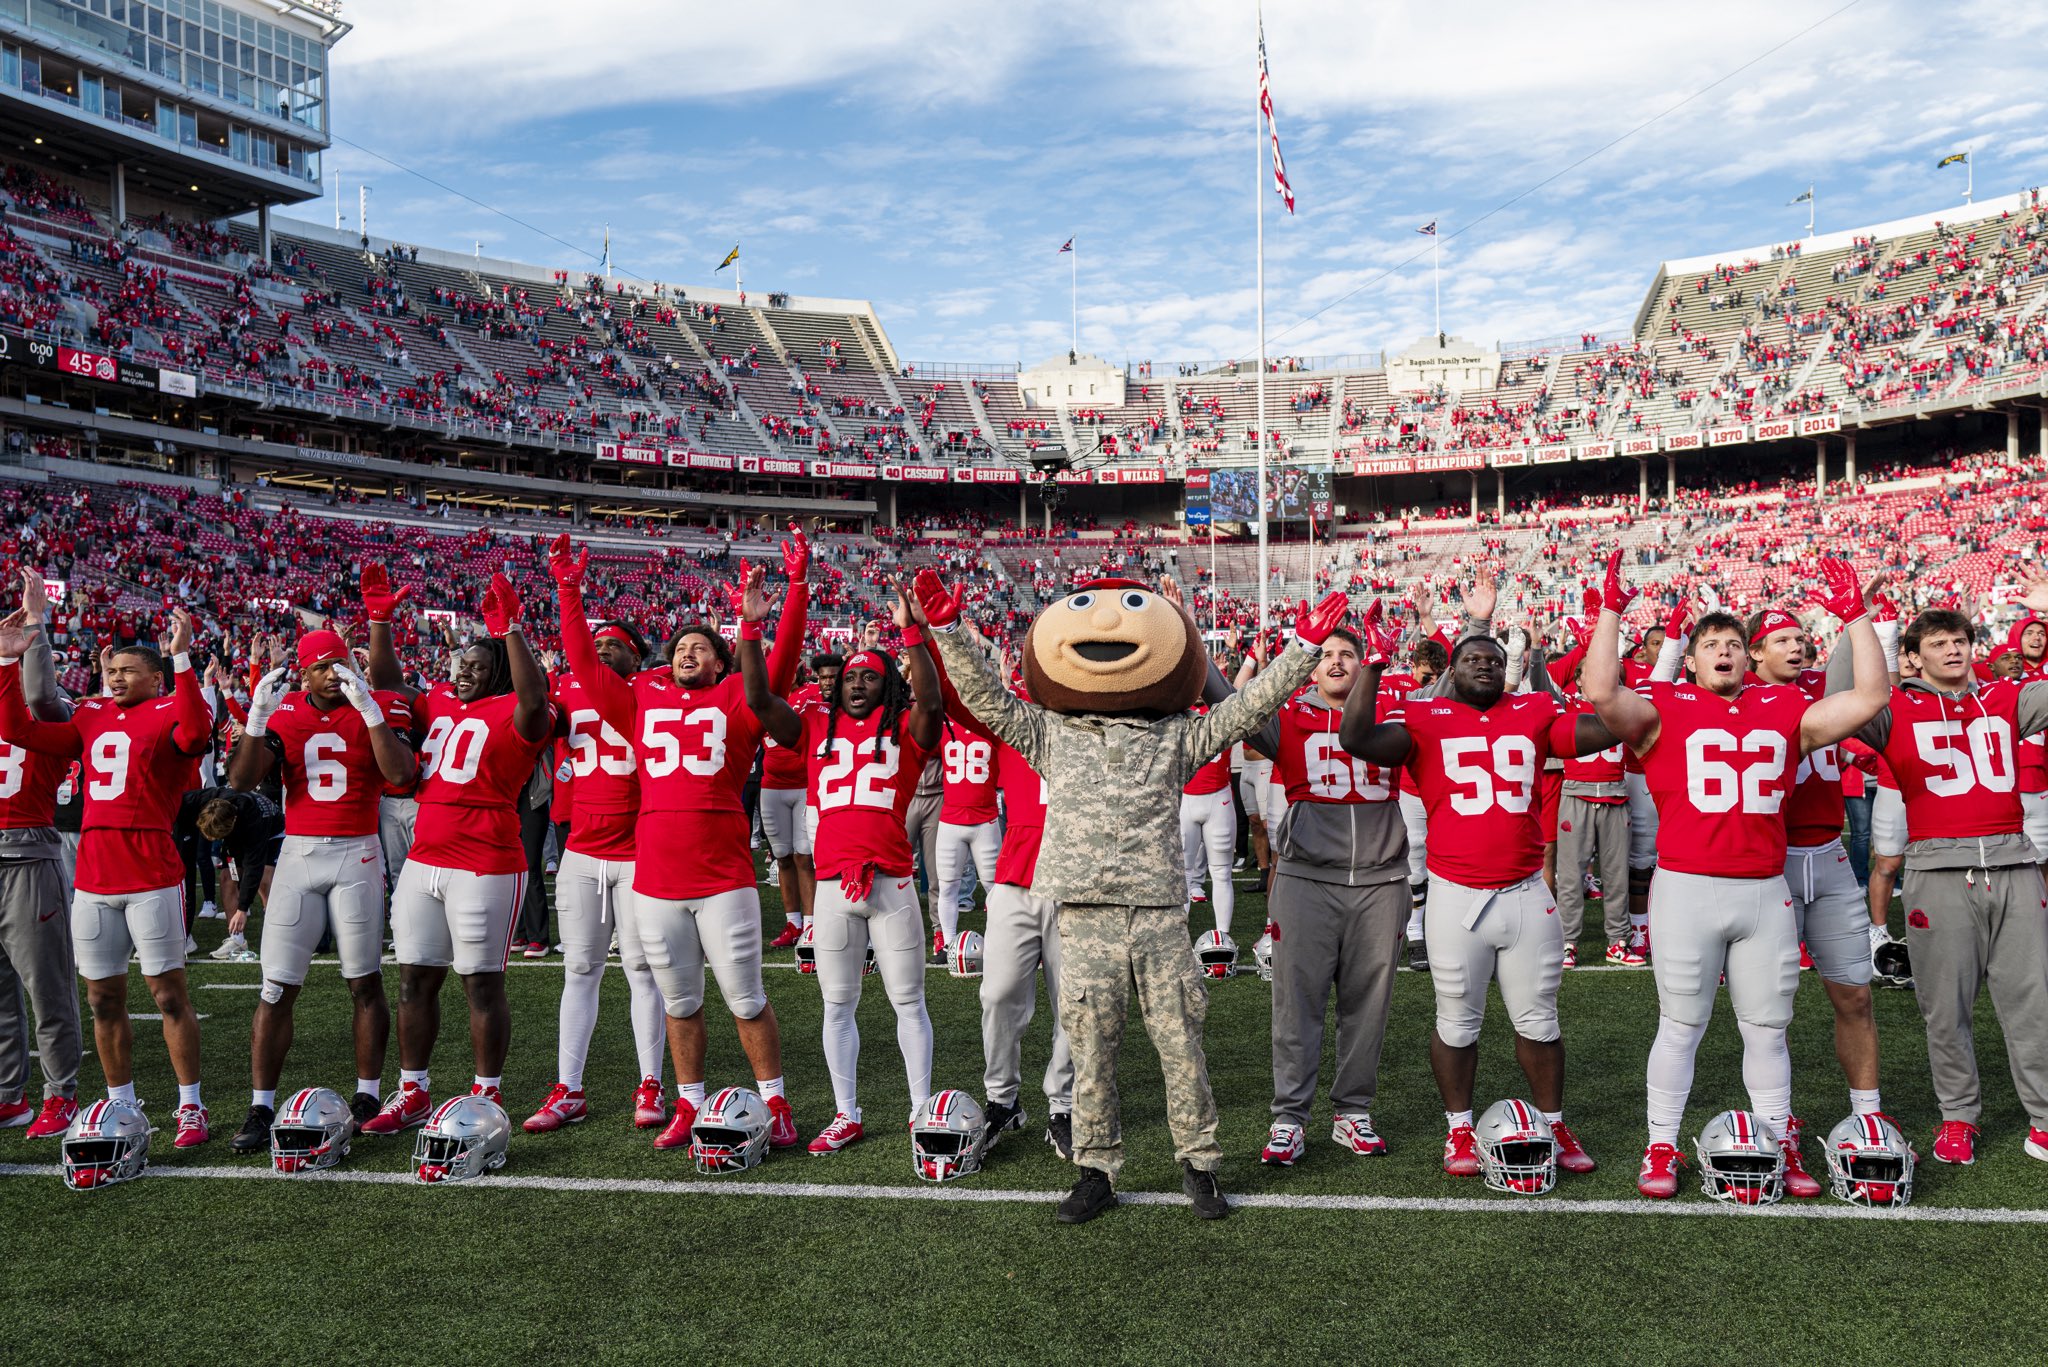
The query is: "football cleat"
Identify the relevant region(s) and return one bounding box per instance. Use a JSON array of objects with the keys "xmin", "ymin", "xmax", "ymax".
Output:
[
  {"xmin": 981, "ymin": 1098, "xmax": 1026, "ymax": 1150},
  {"xmin": 2025, "ymin": 1128, "xmax": 2048, "ymax": 1164},
  {"xmin": 808, "ymin": 1112, "xmax": 865, "ymax": 1155},
  {"xmin": 1933, "ymin": 1119, "xmax": 1979, "ymax": 1165},
  {"xmin": 1560, "ymin": 943, "xmax": 1578, "ymax": 969},
  {"xmin": 768, "ymin": 922, "xmax": 803, "ymax": 949},
  {"xmin": 653, "ymin": 1097, "xmax": 699, "ymax": 1151},
  {"xmin": 766, "ymin": 1095, "xmax": 800, "ymax": 1148},
  {"xmin": 229, "ymin": 1104, "xmax": 275, "ymax": 1154},
  {"xmin": 1637, "ymin": 1142, "xmax": 1683, "ymax": 1199},
  {"xmin": 1696, "ymin": 1110, "xmax": 1784, "ymax": 1205},
  {"xmin": 470, "ymin": 1083, "xmax": 504, "ymax": 1107},
  {"xmin": 1045, "ymin": 1111, "xmax": 1074, "ymax": 1162},
  {"xmin": 359, "ymin": 1082, "xmax": 432, "ymax": 1136},
  {"xmin": 930, "ymin": 928, "xmax": 947, "ymax": 963},
  {"xmin": 1798, "ymin": 942, "xmax": 1814, "ymax": 971},
  {"xmin": 1780, "ymin": 1116, "xmax": 1821, "ymax": 1198},
  {"xmin": 1551, "ymin": 1118, "xmax": 1597, "ymax": 1175},
  {"xmin": 521, "ymin": 1084, "xmax": 587, "ymax": 1134},
  {"xmin": 1262, "ymin": 1121, "xmax": 1306, "ymax": 1167},
  {"xmin": 172, "ymin": 1103, "xmax": 210, "ymax": 1149},
  {"xmin": 1442, "ymin": 1122, "xmax": 1480, "ymax": 1177},
  {"xmin": 632, "ymin": 1077, "xmax": 668, "ymax": 1128},
  {"xmin": 1407, "ymin": 938, "xmax": 1430, "ymax": 973},
  {"xmin": 1824, "ymin": 1112, "xmax": 1916, "ymax": 1206},
  {"xmin": 1331, "ymin": 1113, "xmax": 1387, "ymax": 1157},
  {"xmin": 26, "ymin": 1095, "xmax": 78, "ymax": 1139},
  {"xmin": 1474, "ymin": 1100, "xmax": 1556, "ymax": 1194},
  {"xmin": 1605, "ymin": 939, "xmax": 1646, "ymax": 967},
  {"xmin": 0, "ymin": 1097, "xmax": 31, "ymax": 1128}
]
